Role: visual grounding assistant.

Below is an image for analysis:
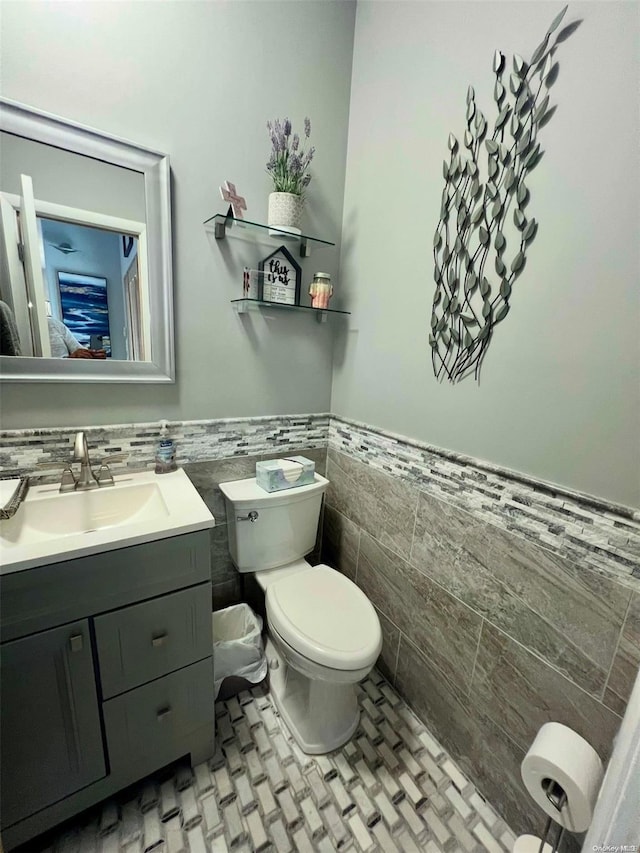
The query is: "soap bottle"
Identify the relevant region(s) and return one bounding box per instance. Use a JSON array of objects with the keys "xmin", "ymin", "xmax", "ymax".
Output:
[{"xmin": 155, "ymin": 420, "xmax": 177, "ymax": 474}]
